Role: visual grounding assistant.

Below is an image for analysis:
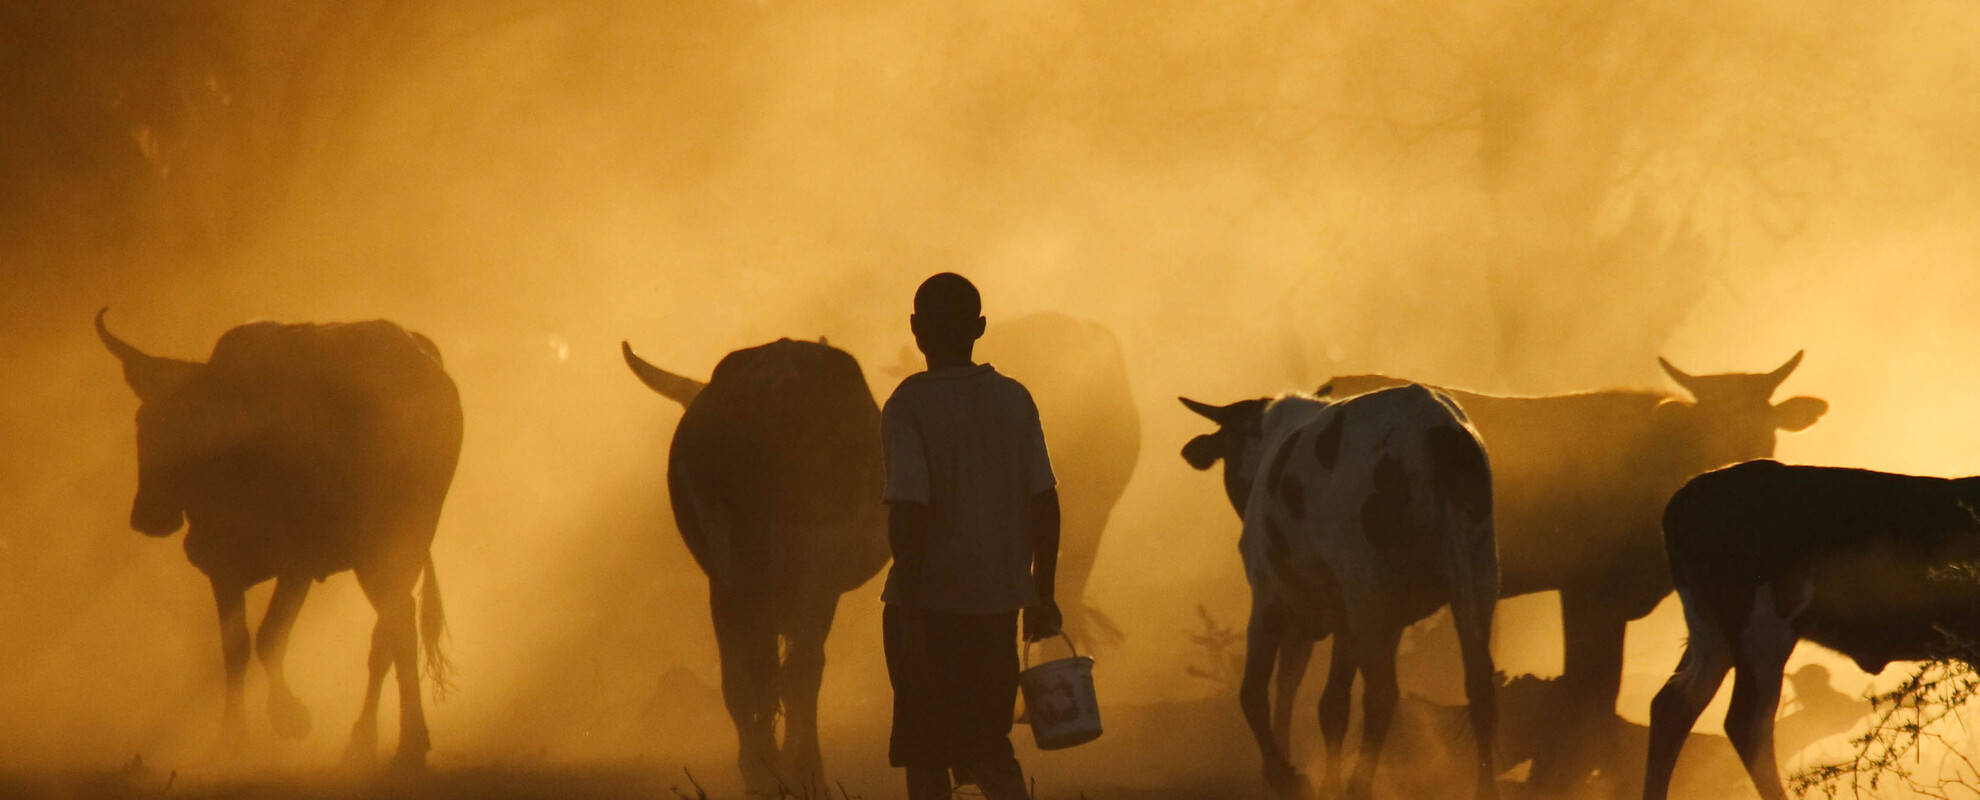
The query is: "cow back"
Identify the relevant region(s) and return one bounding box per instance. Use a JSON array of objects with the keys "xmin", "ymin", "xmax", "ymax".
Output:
[
  {"xmin": 177, "ymin": 319, "xmax": 461, "ymax": 580},
  {"xmin": 203, "ymin": 320, "xmax": 462, "ymax": 470},
  {"xmin": 1324, "ymin": 375, "xmax": 1686, "ymax": 596},
  {"xmin": 1241, "ymin": 385, "xmax": 1494, "ymax": 632},
  {"xmin": 669, "ymin": 339, "xmax": 885, "ymax": 589},
  {"xmin": 1667, "ymin": 461, "xmax": 1980, "ymax": 663},
  {"xmin": 978, "ymin": 313, "xmax": 1139, "ymax": 510}
]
